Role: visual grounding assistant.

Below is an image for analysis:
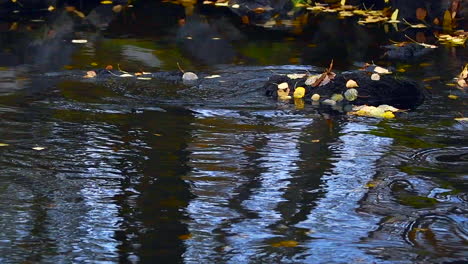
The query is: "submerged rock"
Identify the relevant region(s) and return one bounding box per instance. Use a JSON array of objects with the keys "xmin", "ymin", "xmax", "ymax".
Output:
[{"xmin": 264, "ymin": 70, "xmax": 425, "ymax": 109}]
